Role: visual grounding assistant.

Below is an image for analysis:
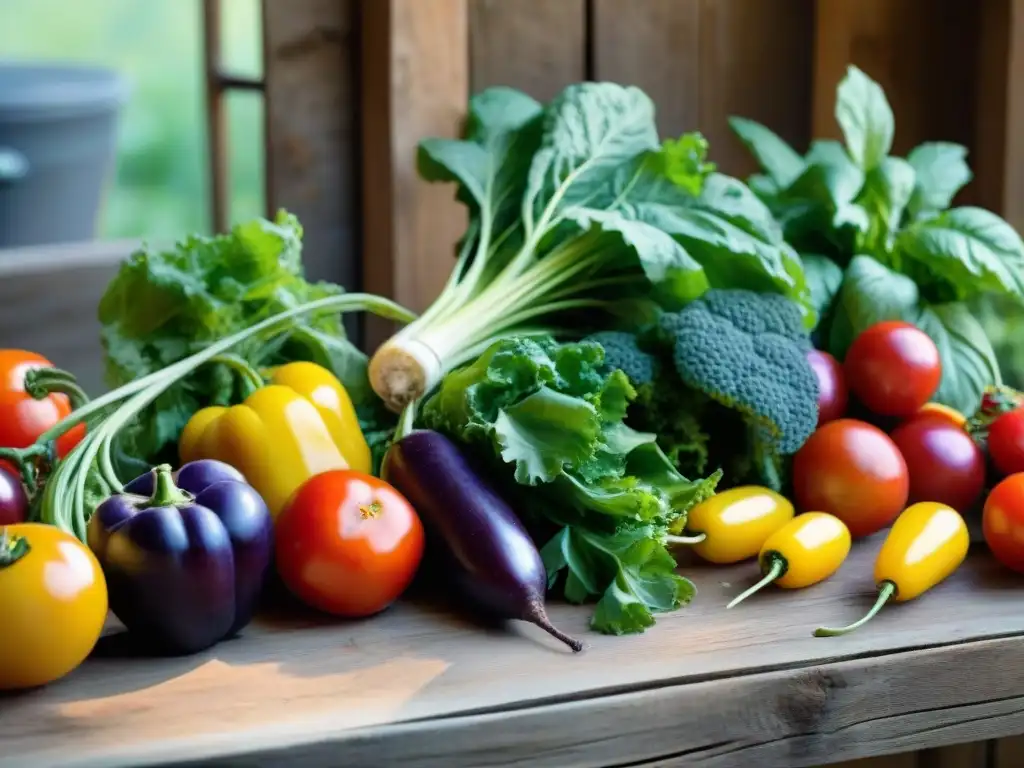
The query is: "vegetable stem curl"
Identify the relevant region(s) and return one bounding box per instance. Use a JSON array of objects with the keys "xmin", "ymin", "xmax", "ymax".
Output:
[{"xmin": 813, "ymin": 580, "xmax": 897, "ymax": 637}]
